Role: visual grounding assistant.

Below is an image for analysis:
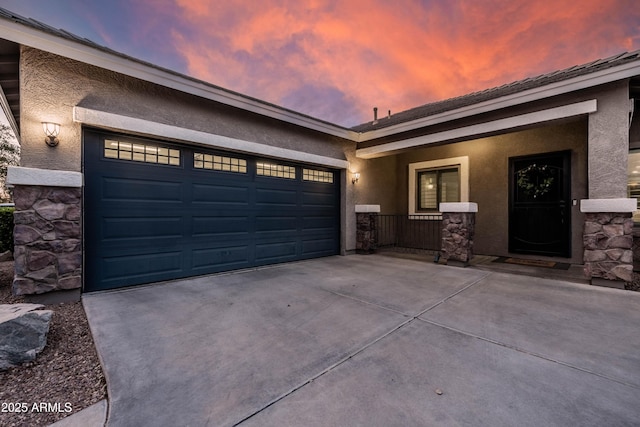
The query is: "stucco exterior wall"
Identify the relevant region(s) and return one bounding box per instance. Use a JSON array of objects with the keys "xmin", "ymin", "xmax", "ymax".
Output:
[
  {"xmin": 351, "ymin": 156, "xmax": 398, "ymax": 214},
  {"xmin": 587, "ymin": 80, "xmax": 629, "ymax": 198},
  {"xmin": 20, "ymin": 47, "xmax": 353, "ymax": 171},
  {"xmin": 19, "ymin": 47, "xmax": 359, "ymax": 252},
  {"xmin": 387, "ymin": 120, "xmax": 588, "ymax": 263}
]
